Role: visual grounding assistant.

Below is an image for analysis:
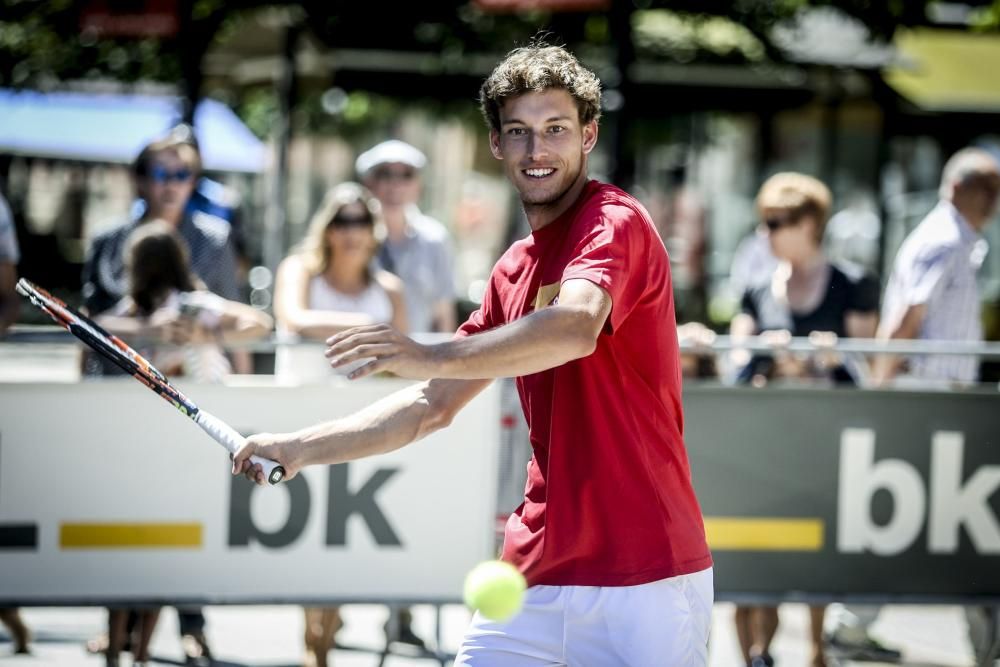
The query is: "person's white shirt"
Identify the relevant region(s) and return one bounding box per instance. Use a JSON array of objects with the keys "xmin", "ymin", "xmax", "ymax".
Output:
[{"xmin": 880, "ymin": 200, "xmax": 987, "ymax": 384}]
